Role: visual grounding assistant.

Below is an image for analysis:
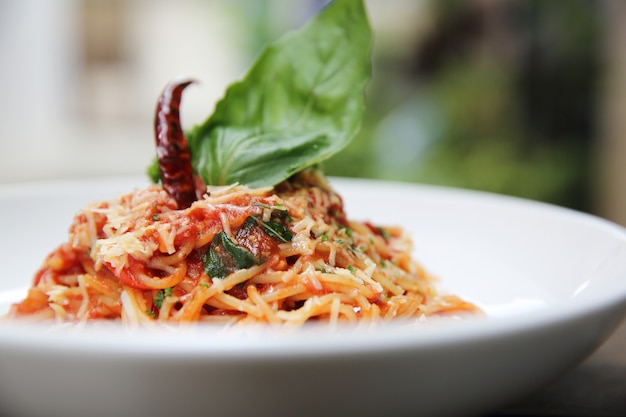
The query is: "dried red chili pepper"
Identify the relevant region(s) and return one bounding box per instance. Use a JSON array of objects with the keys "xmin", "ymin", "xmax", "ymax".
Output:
[{"xmin": 154, "ymin": 79, "xmax": 197, "ymax": 209}]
